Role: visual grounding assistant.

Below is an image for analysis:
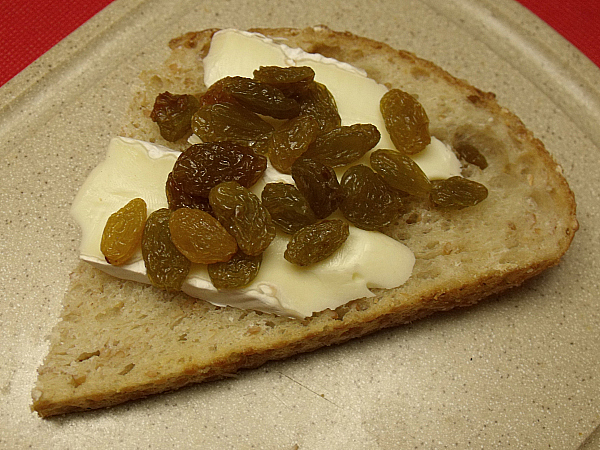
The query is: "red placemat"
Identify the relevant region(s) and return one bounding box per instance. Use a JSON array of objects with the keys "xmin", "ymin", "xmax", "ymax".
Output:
[
  {"xmin": 0, "ymin": 0, "xmax": 598, "ymax": 87},
  {"xmin": 518, "ymin": 0, "xmax": 600, "ymax": 67},
  {"xmin": 0, "ymin": 0, "xmax": 115, "ymax": 86}
]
